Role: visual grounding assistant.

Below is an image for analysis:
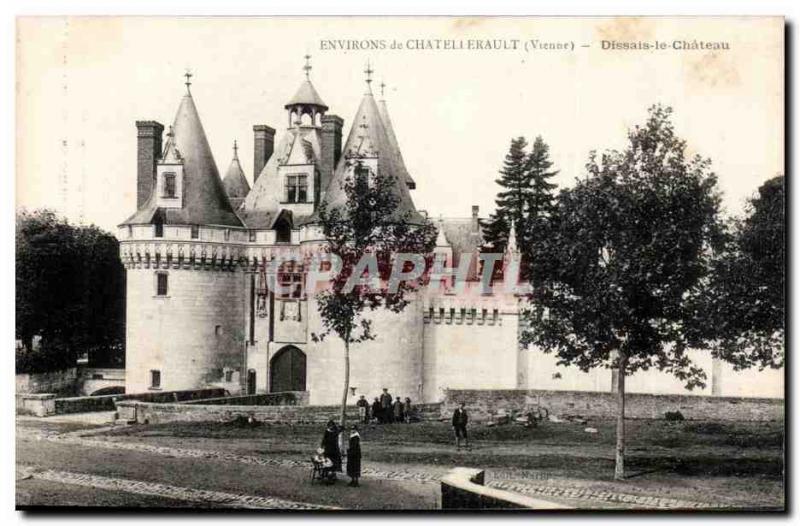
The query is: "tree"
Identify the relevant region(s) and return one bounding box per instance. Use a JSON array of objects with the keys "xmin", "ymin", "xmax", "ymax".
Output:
[
  {"xmin": 522, "ymin": 136, "xmax": 559, "ymax": 281},
  {"xmin": 705, "ymin": 175, "xmax": 785, "ymax": 369},
  {"xmin": 521, "ymin": 105, "xmax": 723, "ymax": 479},
  {"xmin": 483, "ymin": 136, "xmax": 558, "ymax": 274},
  {"xmin": 313, "ymin": 160, "xmax": 436, "ymax": 430},
  {"xmin": 483, "ymin": 137, "xmax": 530, "ymax": 253},
  {"xmin": 16, "ymin": 209, "xmax": 126, "ymax": 373}
]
